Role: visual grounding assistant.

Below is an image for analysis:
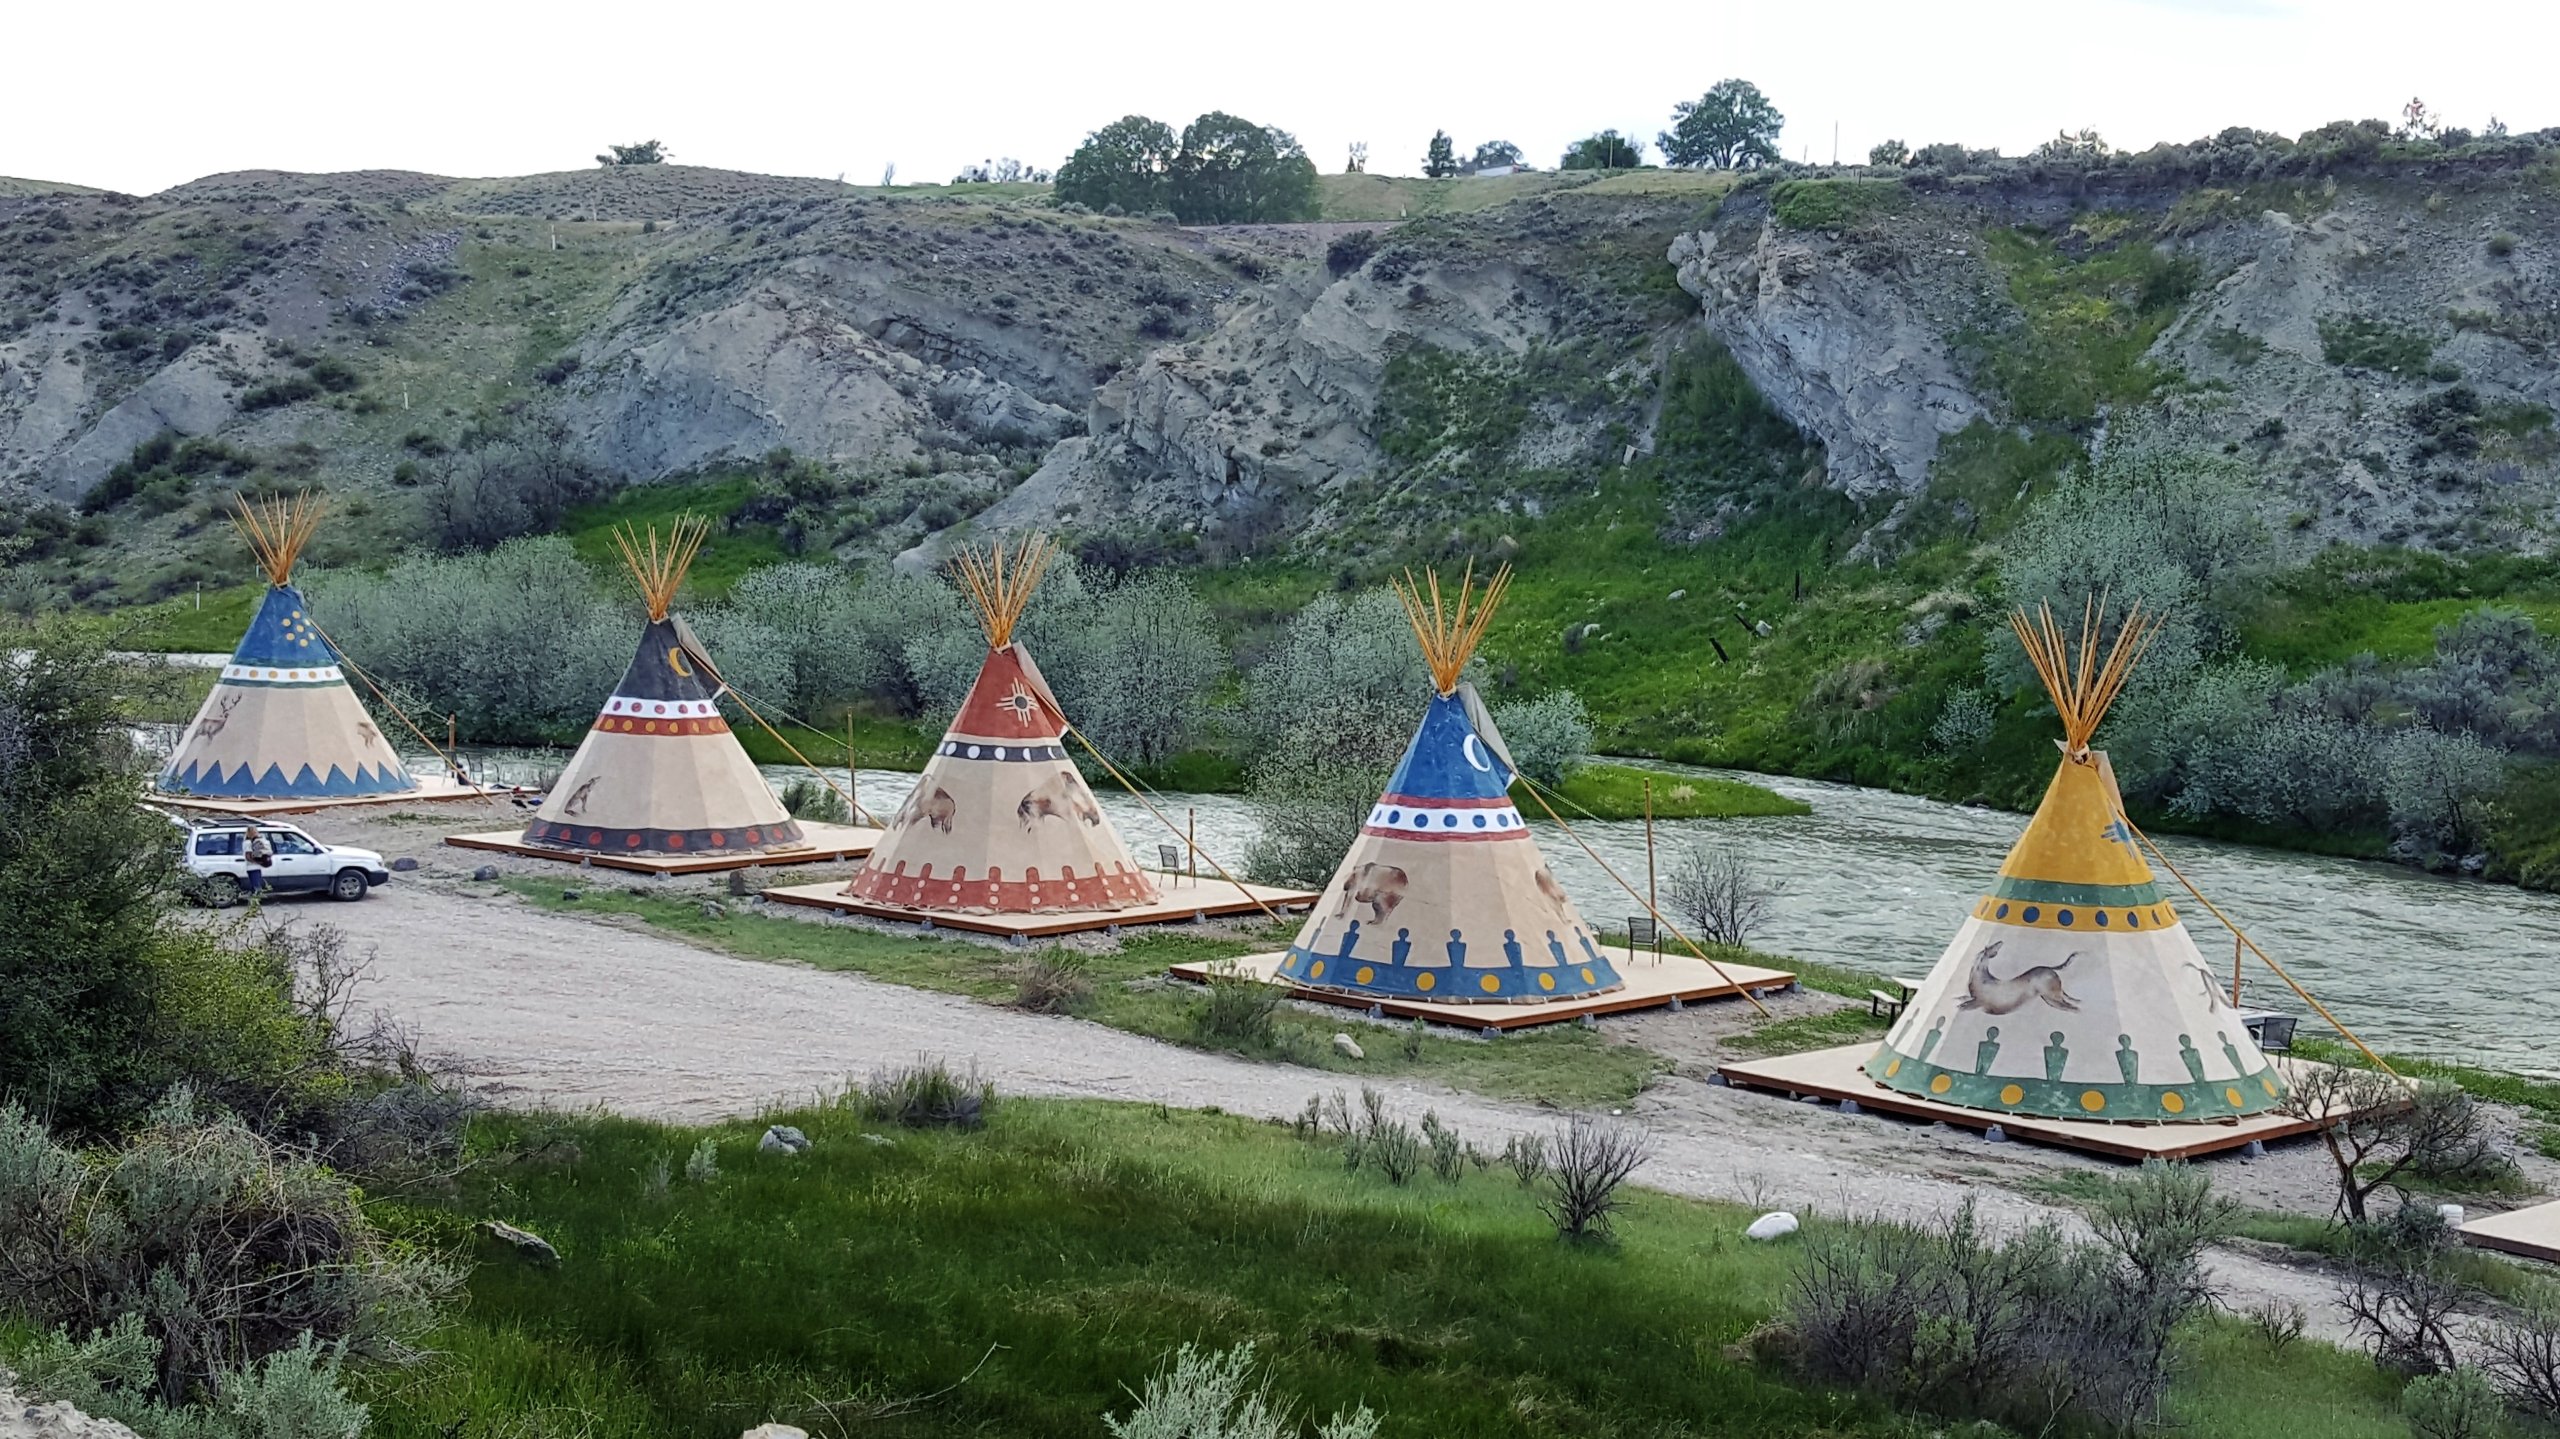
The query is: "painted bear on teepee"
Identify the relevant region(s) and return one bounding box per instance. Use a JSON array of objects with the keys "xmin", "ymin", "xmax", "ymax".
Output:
[
  {"xmin": 1865, "ymin": 602, "xmax": 2287, "ymax": 1123},
  {"xmin": 520, "ymin": 516, "xmax": 803, "ymax": 858},
  {"xmin": 1275, "ymin": 564, "xmax": 1623, "ymax": 1004},
  {"xmin": 842, "ymin": 535, "xmax": 1156, "ymax": 914},
  {"xmin": 159, "ymin": 493, "xmax": 416, "ymax": 800}
]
